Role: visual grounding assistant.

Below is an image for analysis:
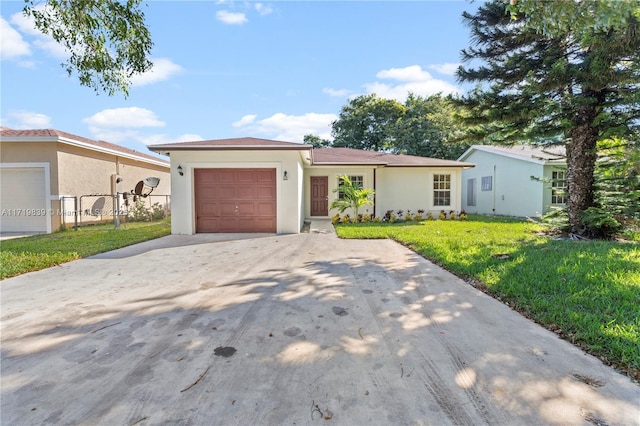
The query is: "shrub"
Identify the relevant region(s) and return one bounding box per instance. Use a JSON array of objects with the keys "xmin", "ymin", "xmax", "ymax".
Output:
[
  {"xmin": 426, "ymin": 212, "xmax": 434, "ymax": 221},
  {"xmin": 439, "ymin": 210, "xmax": 447, "ymax": 220},
  {"xmin": 331, "ymin": 213, "xmax": 341, "ymax": 224},
  {"xmin": 128, "ymin": 199, "xmax": 151, "ymax": 222},
  {"xmin": 580, "ymin": 207, "xmax": 623, "ymax": 239},
  {"xmin": 151, "ymin": 203, "xmax": 166, "ymax": 220}
]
